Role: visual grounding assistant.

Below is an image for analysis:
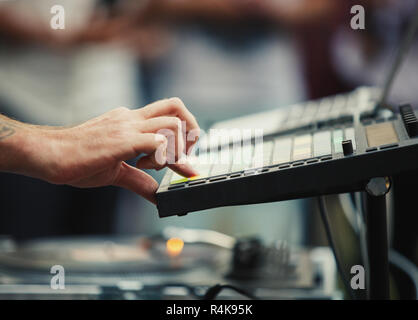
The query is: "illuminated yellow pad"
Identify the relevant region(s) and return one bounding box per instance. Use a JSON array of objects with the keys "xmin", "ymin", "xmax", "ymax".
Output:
[{"xmin": 170, "ymin": 175, "xmax": 202, "ymax": 185}]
